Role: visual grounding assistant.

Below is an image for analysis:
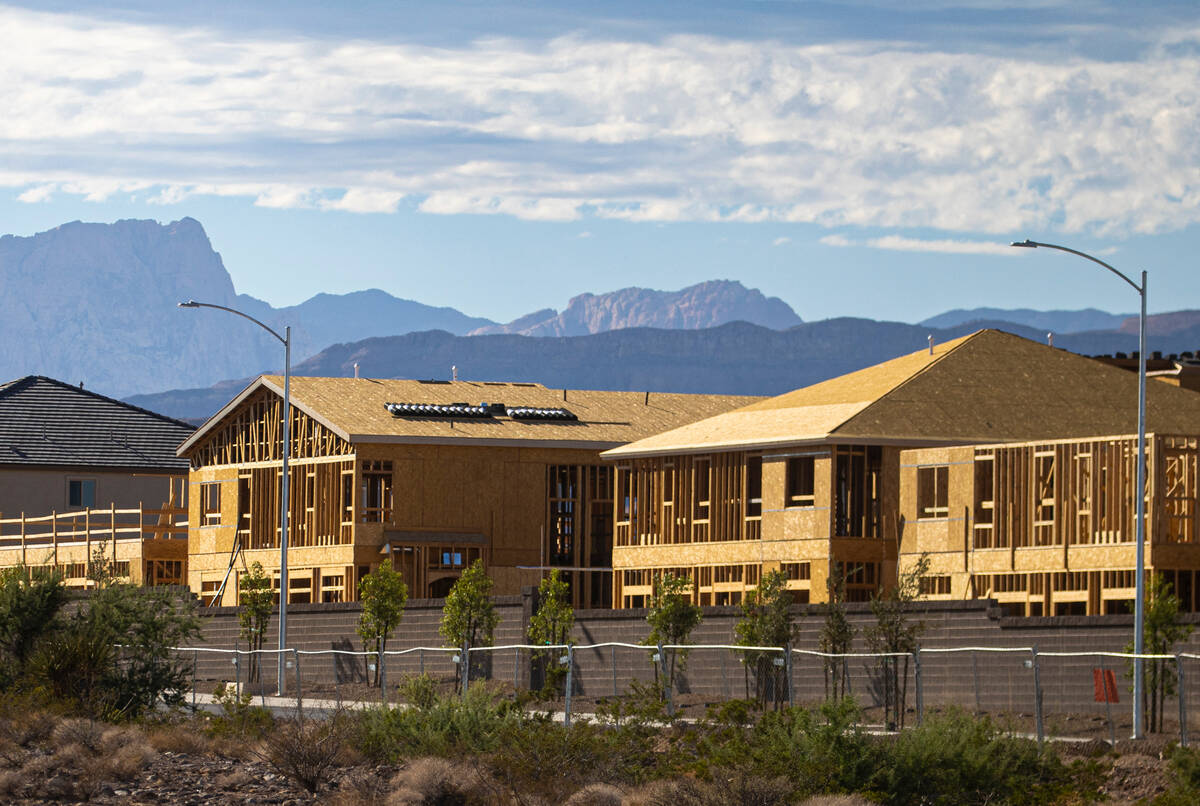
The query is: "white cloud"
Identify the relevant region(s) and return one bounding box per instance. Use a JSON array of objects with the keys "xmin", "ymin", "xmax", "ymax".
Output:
[
  {"xmin": 16, "ymin": 183, "xmax": 55, "ymax": 203},
  {"xmin": 772, "ymin": 237, "xmax": 791, "ymax": 246},
  {"xmin": 821, "ymin": 234, "xmax": 1016, "ymax": 255},
  {"xmin": 819, "ymin": 234, "xmax": 852, "ymax": 247},
  {"xmin": 2, "ymin": 7, "xmax": 1200, "ymax": 235},
  {"xmin": 578, "ymin": 231, "xmax": 593, "ymax": 238}
]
